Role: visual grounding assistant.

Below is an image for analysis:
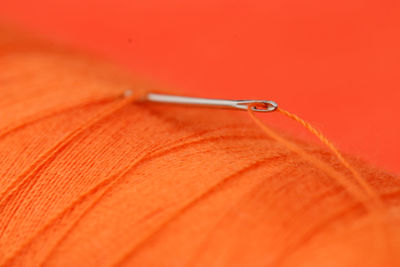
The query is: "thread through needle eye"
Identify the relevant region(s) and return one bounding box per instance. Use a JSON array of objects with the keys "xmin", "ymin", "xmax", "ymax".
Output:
[{"xmin": 124, "ymin": 90, "xmax": 278, "ymax": 112}]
